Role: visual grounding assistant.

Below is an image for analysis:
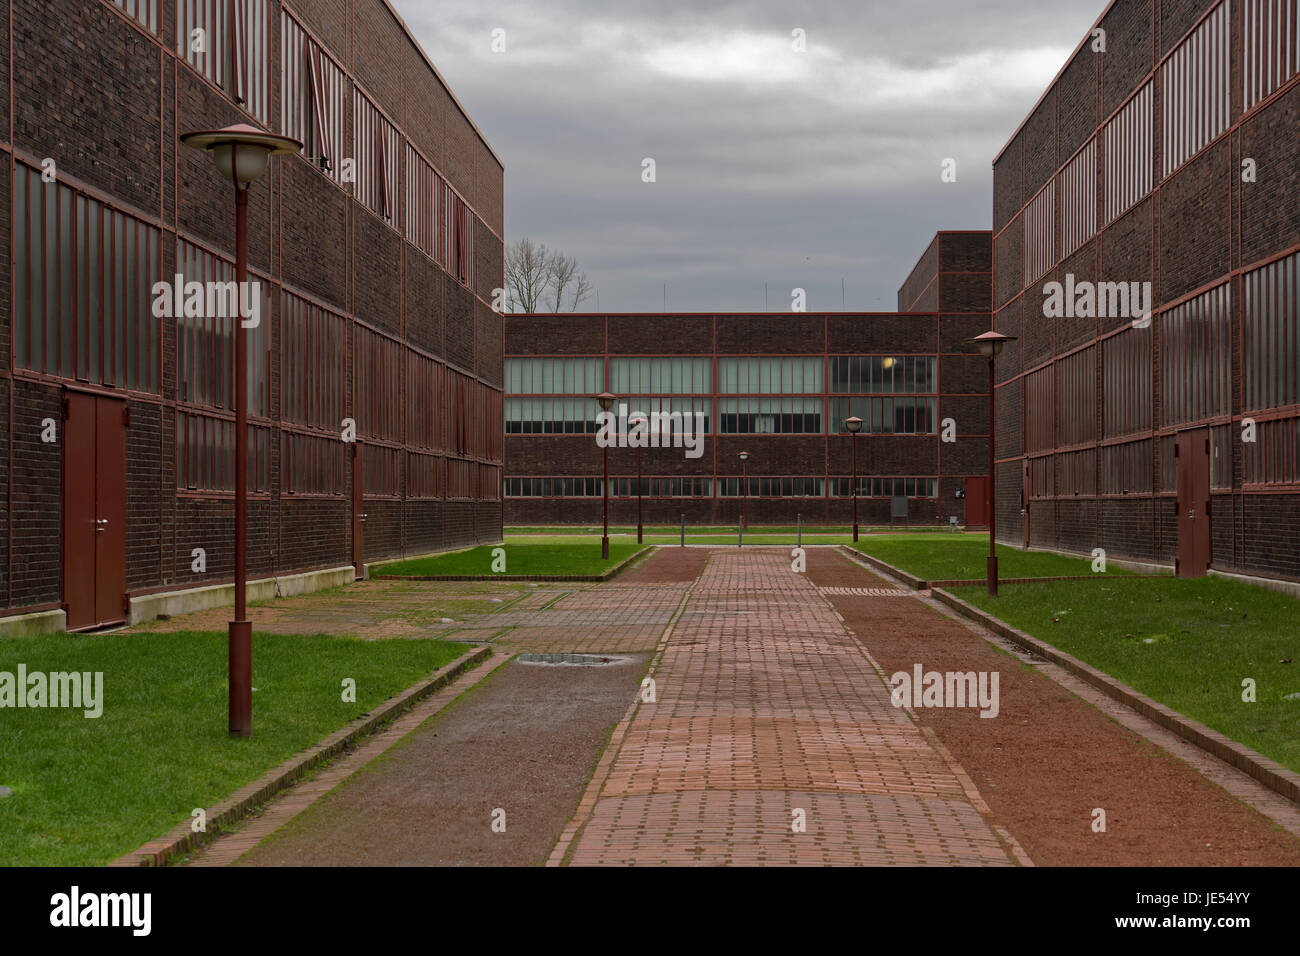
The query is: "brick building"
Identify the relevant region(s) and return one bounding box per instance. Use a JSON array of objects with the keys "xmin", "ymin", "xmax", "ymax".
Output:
[
  {"xmin": 4, "ymin": 0, "xmax": 504, "ymax": 632},
  {"xmin": 503, "ymin": 232, "xmax": 993, "ymax": 529},
  {"xmin": 992, "ymin": 0, "xmax": 1300, "ymax": 579}
]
